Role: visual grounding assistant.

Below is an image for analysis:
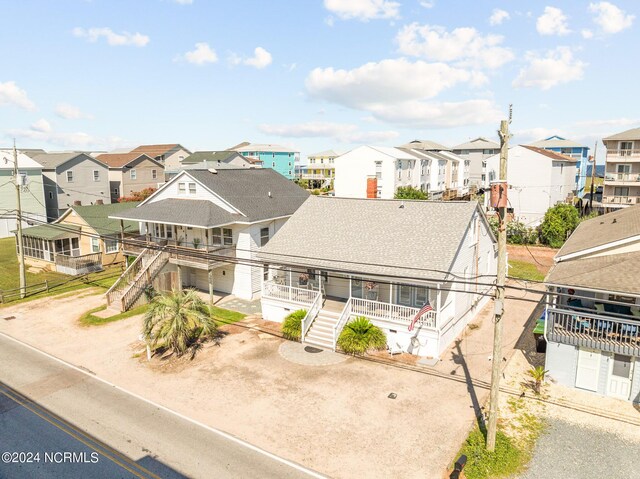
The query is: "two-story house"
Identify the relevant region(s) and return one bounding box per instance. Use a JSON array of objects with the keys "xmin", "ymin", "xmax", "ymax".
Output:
[
  {"xmin": 105, "ymin": 168, "xmax": 309, "ymax": 311},
  {"xmin": 544, "ymin": 205, "xmax": 640, "ymax": 403},
  {"xmin": 529, "ymin": 136, "xmax": 589, "ymax": 198},
  {"xmin": 452, "ymin": 137, "xmax": 500, "ymax": 188},
  {"xmin": 181, "ymin": 150, "xmax": 261, "ymax": 170},
  {"xmin": 0, "ymin": 150, "xmax": 47, "ymax": 238},
  {"xmin": 258, "ymin": 197, "xmax": 497, "ymax": 357},
  {"xmin": 28, "ymin": 152, "xmax": 111, "ymax": 220},
  {"xmin": 602, "ymin": 127, "xmax": 640, "ymax": 211},
  {"xmin": 483, "ymin": 145, "xmax": 576, "ymax": 226},
  {"xmin": 130, "ymin": 144, "xmax": 192, "ymax": 172},
  {"xmin": 95, "ymin": 152, "xmax": 165, "ymax": 203},
  {"xmin": 300, "ymin": 150, "xmax": 339, "ymax": 188},
  {"xmin": 227, "ymin": 142, "xmax": 299, "ymax": 180}
]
